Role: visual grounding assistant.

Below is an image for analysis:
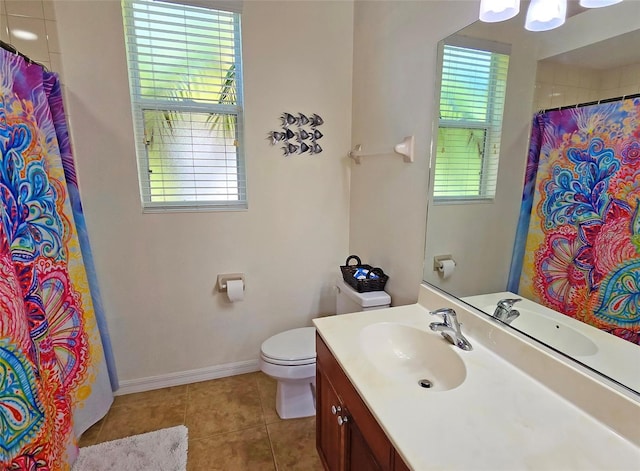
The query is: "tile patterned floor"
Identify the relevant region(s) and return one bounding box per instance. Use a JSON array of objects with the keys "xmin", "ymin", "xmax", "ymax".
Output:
[{"xmin": 79, "ymin": 372, "xmax": 324, "ymax": 471}]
